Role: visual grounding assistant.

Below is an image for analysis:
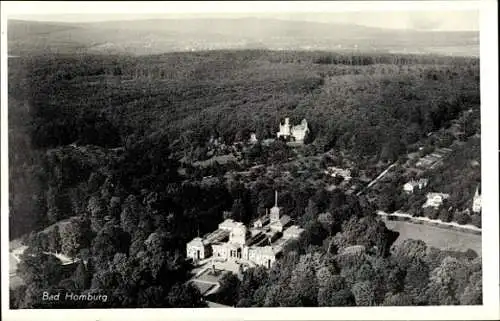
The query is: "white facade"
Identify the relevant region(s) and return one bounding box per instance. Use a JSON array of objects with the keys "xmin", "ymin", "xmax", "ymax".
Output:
[
  {"xmin": 186, "ymin": 237, "xmax": 209, "ymax": 261},
  {"xmin": 423, "ymin": 192, "xmax": 450, "ymax": 209},
  {"xmin": 403, "ymin": 178, "xmax": 428, "ymax": 194},
  {"xmin": 245, "ymin": 246, "xmax": 276, "ymax": 268}
]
